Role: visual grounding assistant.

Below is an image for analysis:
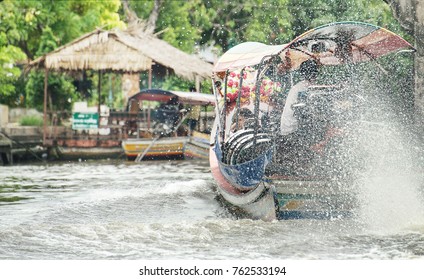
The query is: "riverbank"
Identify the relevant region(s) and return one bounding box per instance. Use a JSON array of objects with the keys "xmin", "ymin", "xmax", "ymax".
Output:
[
  {"xmin": 0, "ymin": 124, "xmax": 45, "ymax": 164},
  {"xmin": 0, "ymin": 124, "xmax": 124, "ymax": 165}
]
